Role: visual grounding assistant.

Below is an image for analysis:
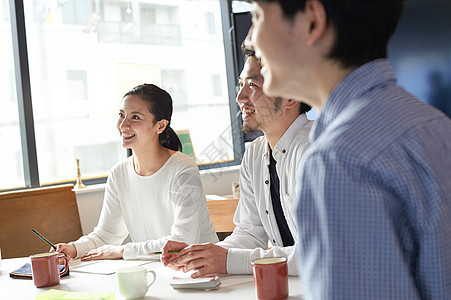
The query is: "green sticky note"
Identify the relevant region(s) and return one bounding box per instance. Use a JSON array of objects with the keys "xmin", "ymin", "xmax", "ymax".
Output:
[
  {"xmin": 176, "ymin": 130, "xmax": 196, "ymax": 161},
  {"xmin": 36, "ymin": 289, "xmax": 115, "ymax": 300}
]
